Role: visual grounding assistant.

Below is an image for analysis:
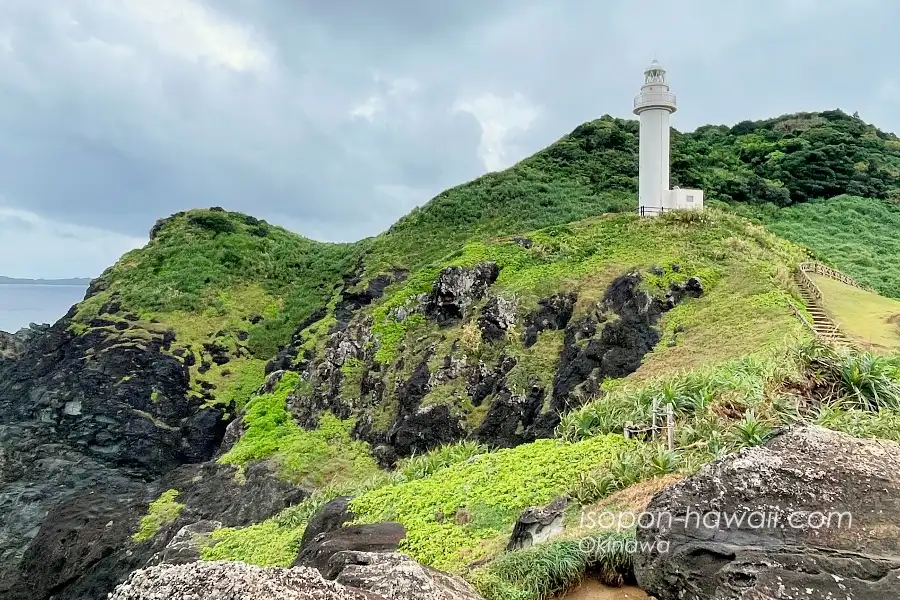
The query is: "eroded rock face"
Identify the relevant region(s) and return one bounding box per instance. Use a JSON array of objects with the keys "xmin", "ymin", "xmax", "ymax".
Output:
[
  {"xmin": 4, "ymin": 460, "xmax": 308, "ymax": 600},
  {"xmin": 550, "ymin": 272, "xmax": 688, "ymax": 423},
  {"xmin": 522, "ymin": 292, "xmax": 577, "ymax": 348},
  {"xmin": 634, "ymin": 426, "xmax": 900, "ymax": 600},
  {"xmin": 422, "ymin": 263, "xmax": 500, "ymax": 325},
  {"xmin": 507, "ymin": 496, "xmax": 568, "ymax": 551}
]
